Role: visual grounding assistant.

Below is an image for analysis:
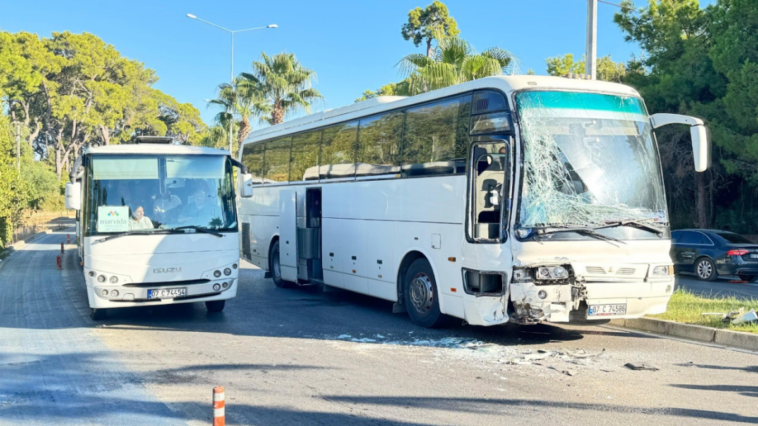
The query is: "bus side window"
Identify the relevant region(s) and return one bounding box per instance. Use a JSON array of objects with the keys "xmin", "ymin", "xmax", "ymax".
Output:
[
  {"xmin": 356, "ymin": 111, "xmax": 403, "ymax": 177},
  {"xmin": 320, "ymin": 121, "xmax": 358, "ymax": 179},
  {"xmin": 264, "ymin": 137, "xmax": 292, "ymax": 183},
  {"xmin": 291, "ymin": 130, "xmax": 322, "ymax": 181},
  {"xmin": 241, "ymin": 143, "xmax": 265, "ymax": 184},
  {"xmin": 401, "ymin": 95, "xmax": 471, "ymax": 177}
]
